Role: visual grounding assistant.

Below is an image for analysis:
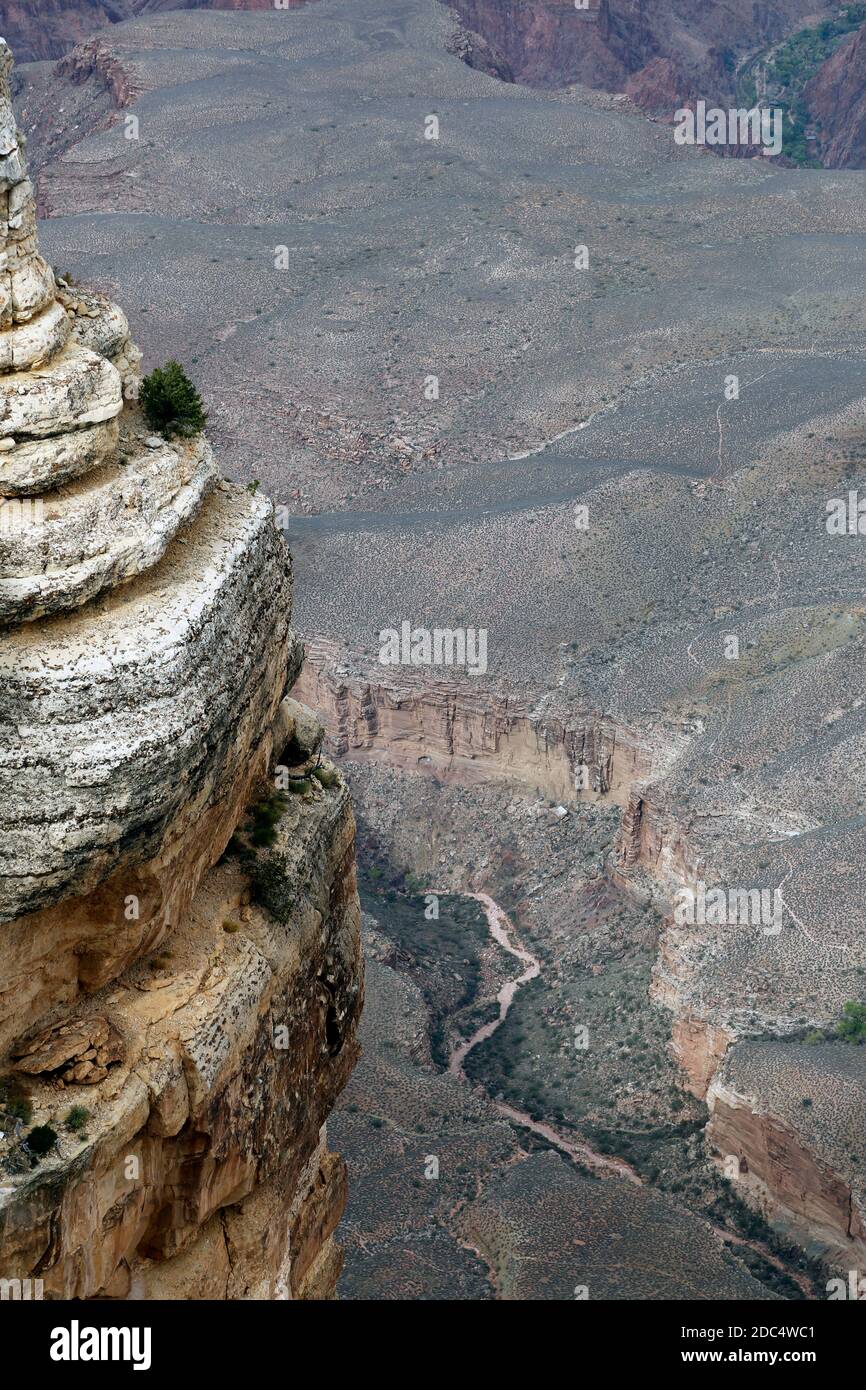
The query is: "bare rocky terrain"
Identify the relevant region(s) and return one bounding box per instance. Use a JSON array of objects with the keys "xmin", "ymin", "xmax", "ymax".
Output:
[
  {"xmin": 14, "ymin": 0, "xmax": 866, "ymax": 1299},
  {"xmin": 14, "ymin": 0, "xmax": 866, "ymax": 167},
  {"xmin": 0, "ymin": 1, "xmax": 312, "ymax": 62}
]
